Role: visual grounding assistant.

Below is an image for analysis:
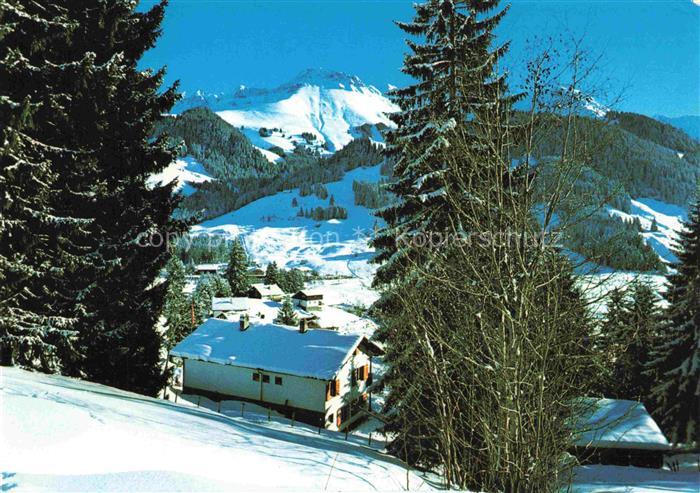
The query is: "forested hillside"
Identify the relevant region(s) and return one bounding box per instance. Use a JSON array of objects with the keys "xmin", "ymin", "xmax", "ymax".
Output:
[
  {"xmin": 607, "ymin": 111, "xmax": 700, "ymax": 154},
  {"xmin": 155, "ymin": 108, "xmax": 384, "ymax": 219},
  {"xmin": 531, "ymin": 113, "xmax": 699, "ymax": 208},
  {"xmin": 528, "ymin": 113, "xmax": 698, "ymax": 271},
  {"xmin": 155, "ymin": 104, "xmax": 696, "ymax": 272}
]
